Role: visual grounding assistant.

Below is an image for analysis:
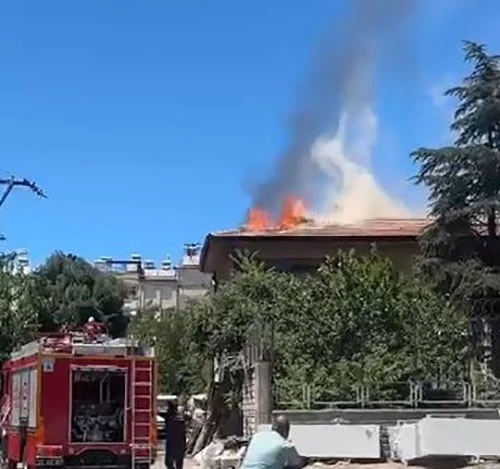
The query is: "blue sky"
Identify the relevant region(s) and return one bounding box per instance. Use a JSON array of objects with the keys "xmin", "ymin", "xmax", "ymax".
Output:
[{"xmin": 1, "ymin": 0, "xmax": 499, "ymax": 265}]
